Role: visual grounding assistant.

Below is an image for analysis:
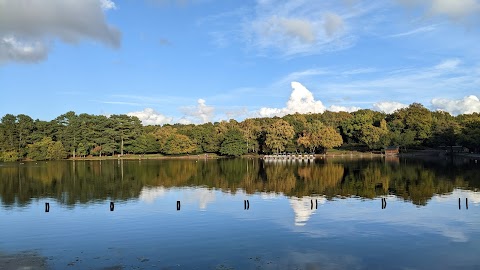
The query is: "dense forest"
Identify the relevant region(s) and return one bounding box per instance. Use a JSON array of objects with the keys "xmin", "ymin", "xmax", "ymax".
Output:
[{"xmin": 0, "ymin": 103, "xmax": 479, "ymax": 161}]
